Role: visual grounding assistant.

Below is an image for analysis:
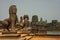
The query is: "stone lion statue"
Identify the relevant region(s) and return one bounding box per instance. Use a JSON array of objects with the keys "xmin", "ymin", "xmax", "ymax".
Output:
[{"xmin": 2, "ymin": 5, "xmax": 18, "ymax": 31}]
